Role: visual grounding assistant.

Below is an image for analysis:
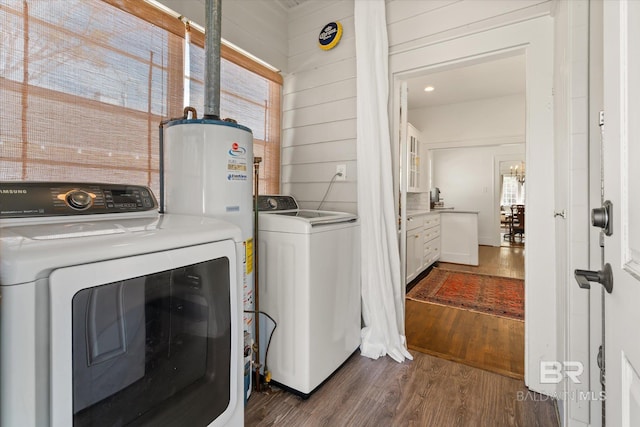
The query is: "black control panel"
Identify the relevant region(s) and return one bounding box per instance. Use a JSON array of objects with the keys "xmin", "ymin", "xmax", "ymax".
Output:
[
  {"xmin": 0, "ymin": 182, "xmax": 158, "ymax": 218},
  {"xmin": 256, "ymin": 195, "xmax": 299, "ymax": 212}
]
